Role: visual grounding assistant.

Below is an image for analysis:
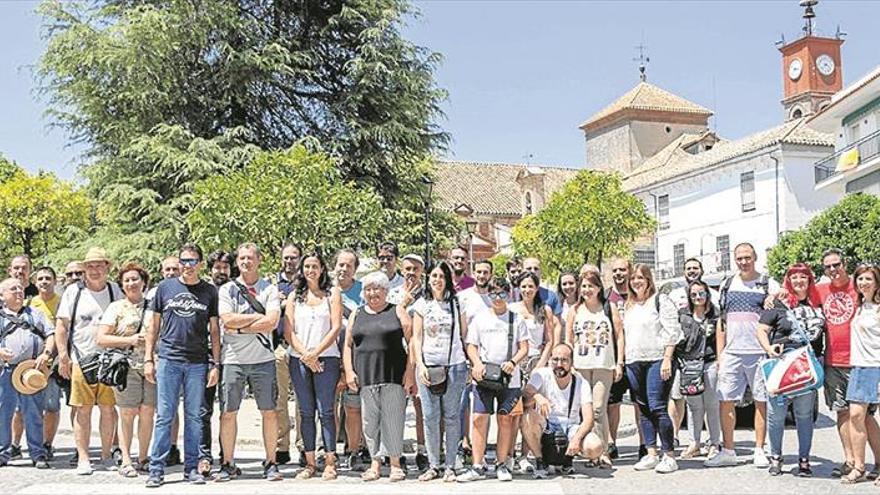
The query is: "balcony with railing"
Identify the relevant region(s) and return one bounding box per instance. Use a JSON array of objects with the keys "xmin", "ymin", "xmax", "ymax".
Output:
[{"xmin": 815, "ymin": 129, "xmax": 880, "ymax": 184}]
